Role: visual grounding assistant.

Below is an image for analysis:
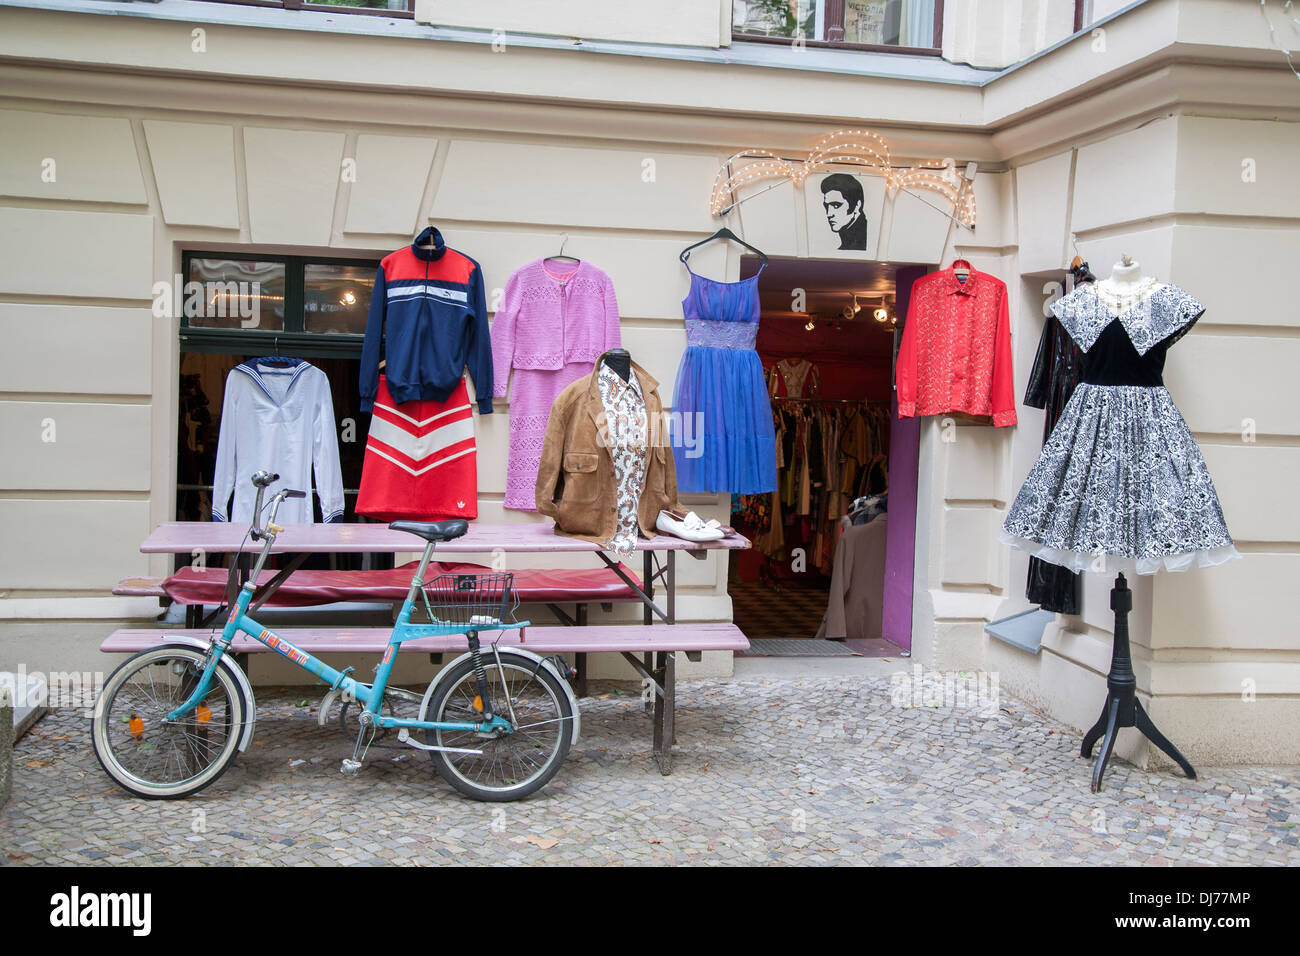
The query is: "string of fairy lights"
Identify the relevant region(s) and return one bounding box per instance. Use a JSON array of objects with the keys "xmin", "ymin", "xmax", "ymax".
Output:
[
  {"xmin": 709, "ymin": 129, "xmax": 978, "ymax": 230},
  {"xmin": 1260, "ymin": 0, "xmax": 1300, "ymax": 80}
]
